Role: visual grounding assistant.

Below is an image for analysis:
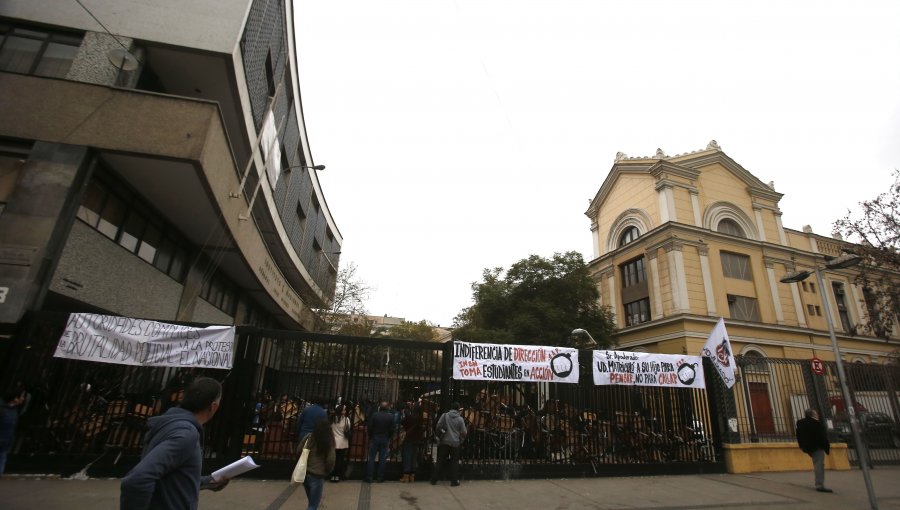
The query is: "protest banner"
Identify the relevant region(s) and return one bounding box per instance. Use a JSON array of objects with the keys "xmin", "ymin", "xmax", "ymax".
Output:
[
  {"xmin": 452, "ymin": 341, "xmax": 579, "ymax": 383},
  {"xmin": 53, "ymin": 313, "xmax": 235, "ymax": 369},
  {"xmin": 592, "ymin": 350, "xmax": 705, "ymax": 389}
]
